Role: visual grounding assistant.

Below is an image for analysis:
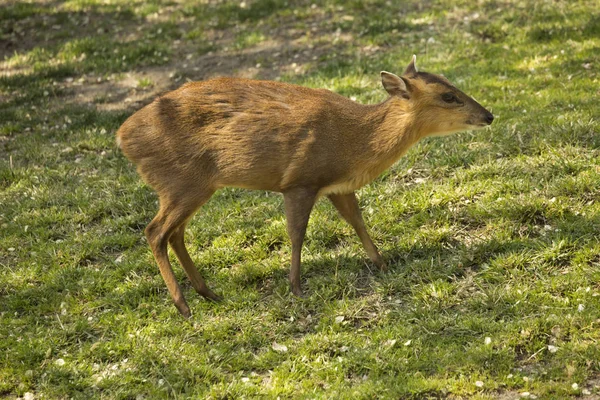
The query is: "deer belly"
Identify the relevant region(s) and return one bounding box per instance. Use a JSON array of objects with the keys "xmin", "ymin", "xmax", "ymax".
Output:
[{"xmin": 318, "ymin": 171, "xmax": 374, "ymax": 197}]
